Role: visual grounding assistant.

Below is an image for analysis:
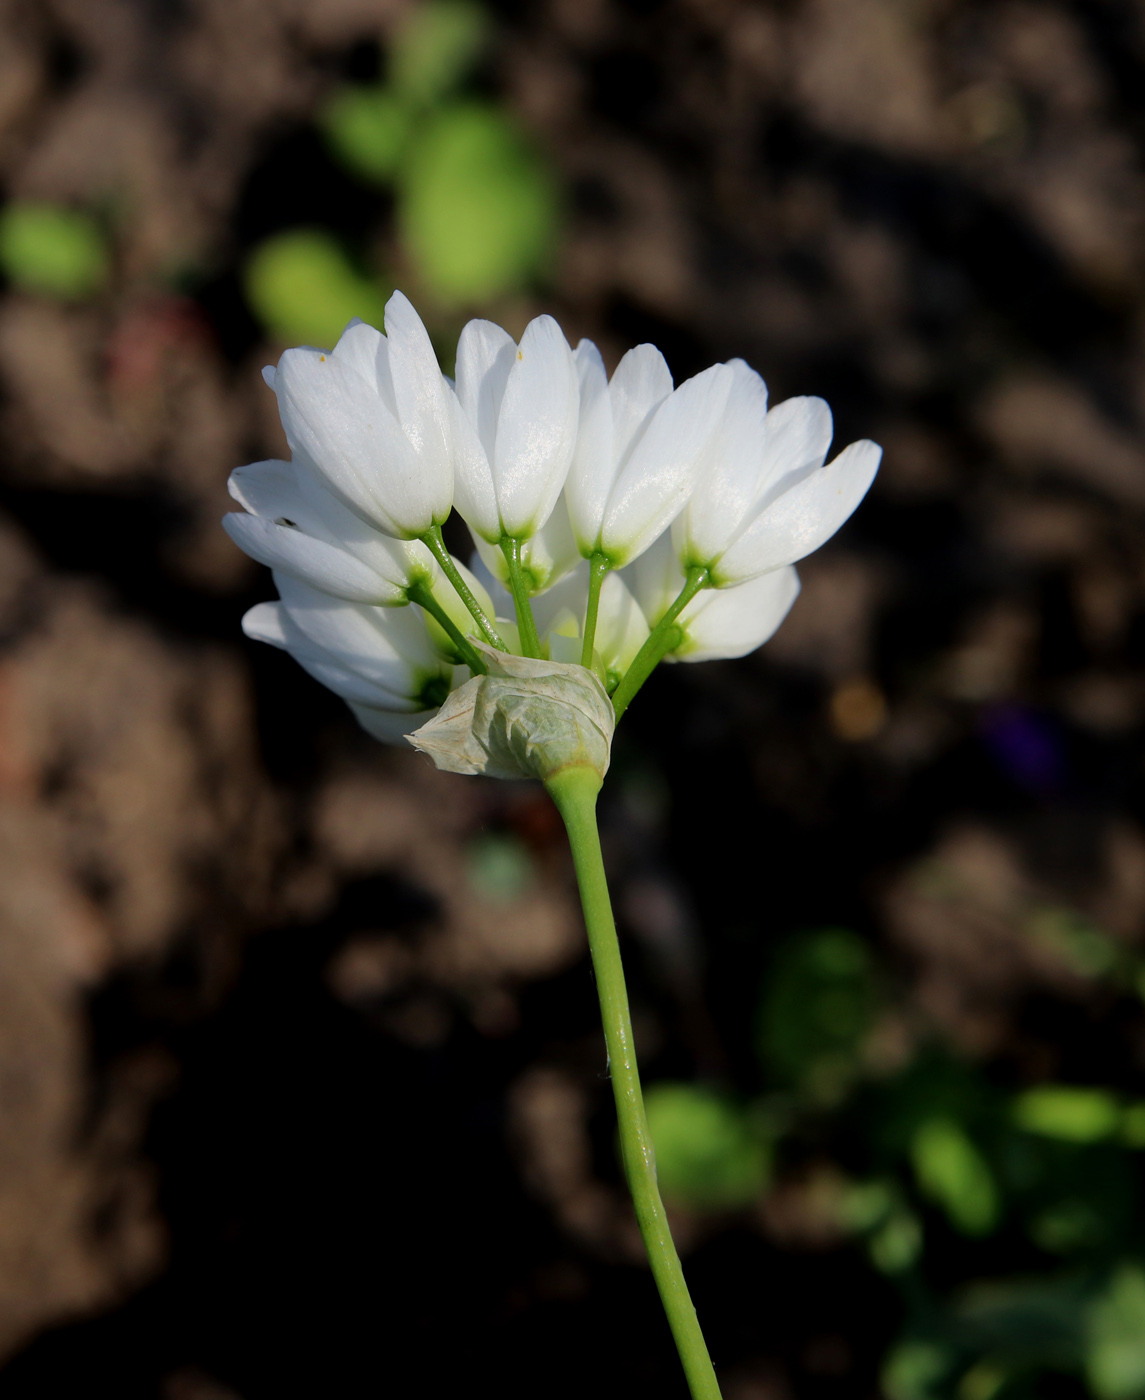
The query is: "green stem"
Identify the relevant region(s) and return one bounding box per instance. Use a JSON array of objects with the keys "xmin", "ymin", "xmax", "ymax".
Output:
[
  {"xmin": 407, "ymin": 581, "xmax": 487, "ymax": 674},
  {"xmin": 580, "ymin": 553, "xmax": 612, "ymax": 670},
  {"xmin": 546, "ymin": 766, "xmax": 722, "ymax": 1400},
  {"xmin": 500, "ymin": 537, "xmax": 542, "ymax": 659},
  {"xmin": 611, "ymin": 567, "xmax": 709, "ymax": 718},
  {"xmin": 420, "ymin": 524, "xmax": 506, "ymax": 650}
]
